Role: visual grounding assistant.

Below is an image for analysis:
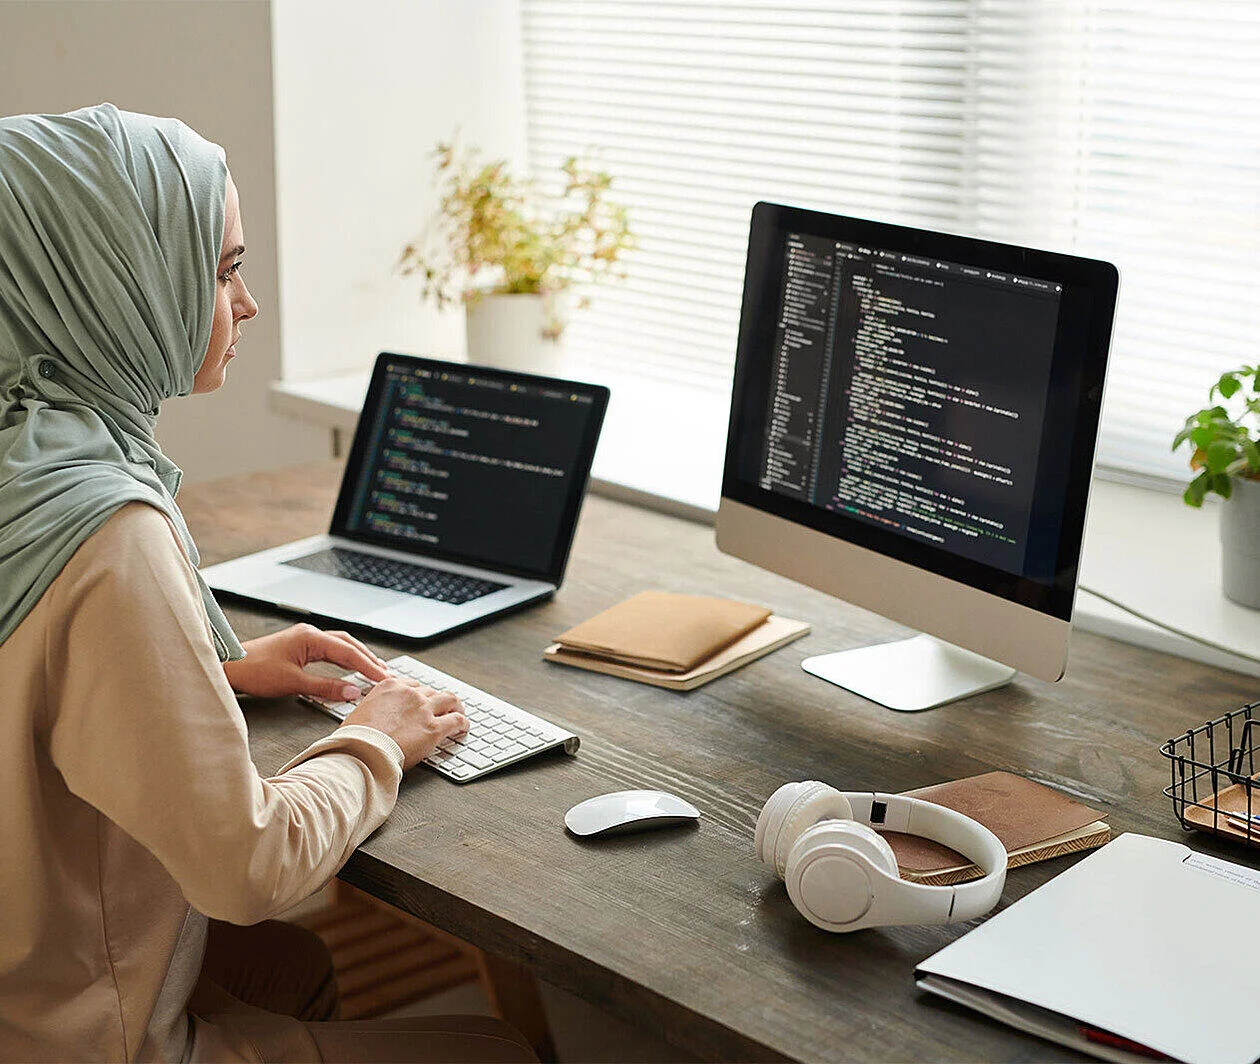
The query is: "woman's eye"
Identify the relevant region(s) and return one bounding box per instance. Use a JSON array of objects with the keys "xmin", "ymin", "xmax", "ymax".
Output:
[{"xmin": 218, "ymin": 261, "xmax": 243, "ymax": 284}]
